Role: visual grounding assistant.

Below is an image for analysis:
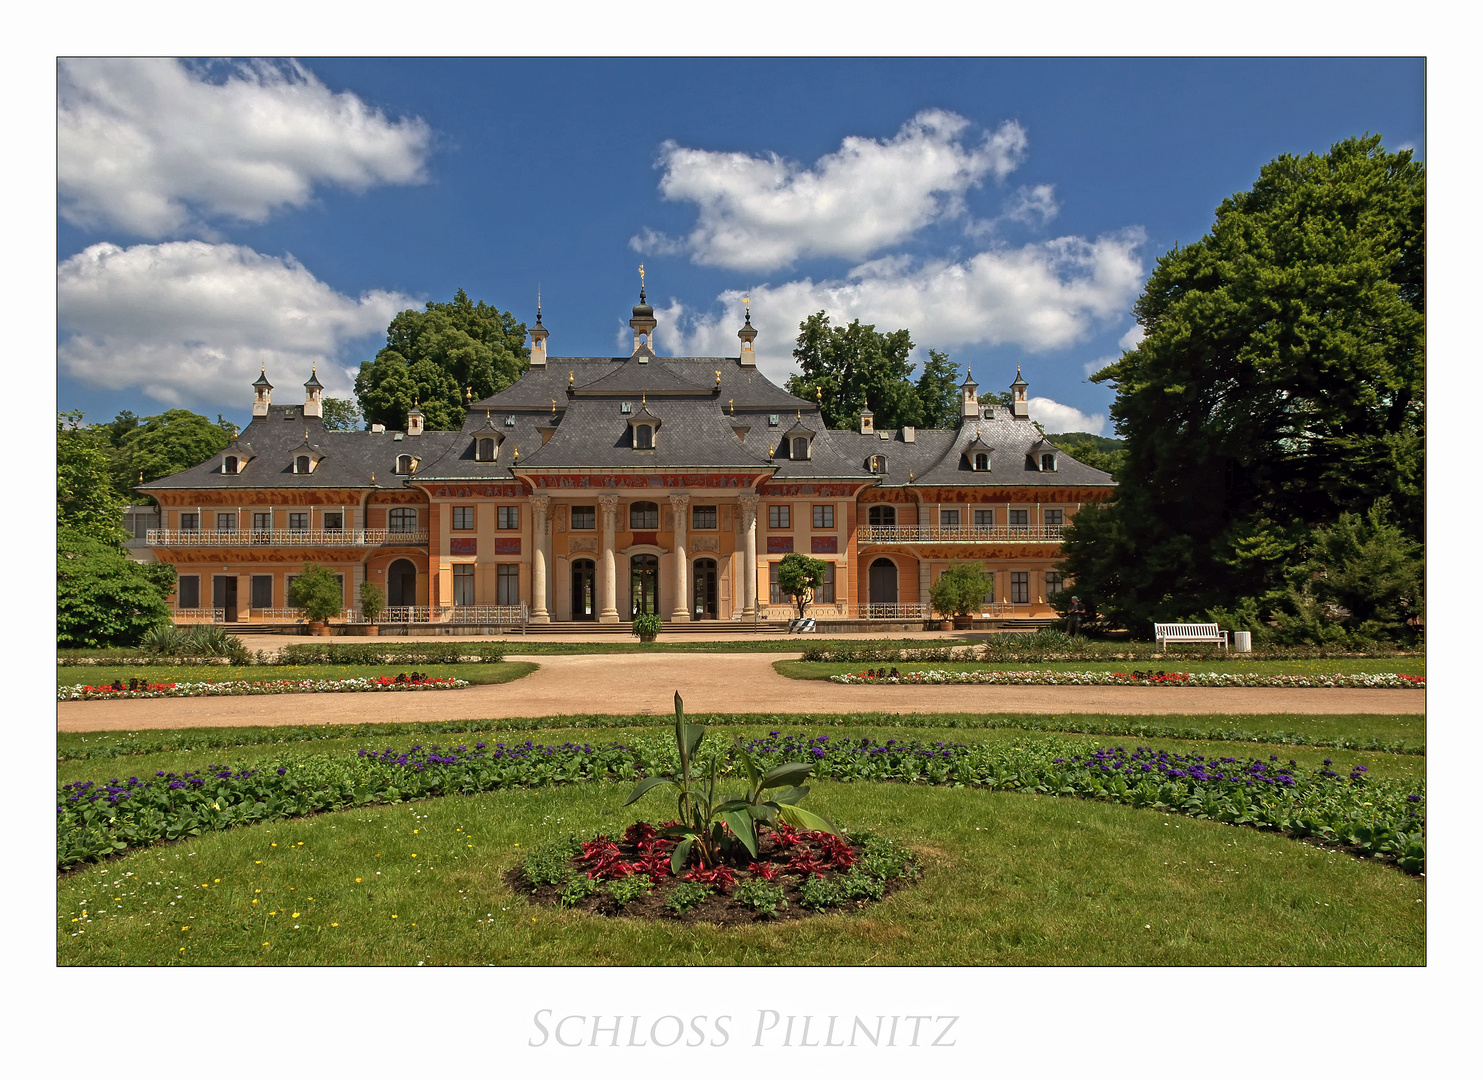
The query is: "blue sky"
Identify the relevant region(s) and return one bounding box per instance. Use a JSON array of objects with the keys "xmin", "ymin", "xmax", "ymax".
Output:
[{"xmin": 57, "ymin": 57, "xmax": 1425, "ymax": 435}]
